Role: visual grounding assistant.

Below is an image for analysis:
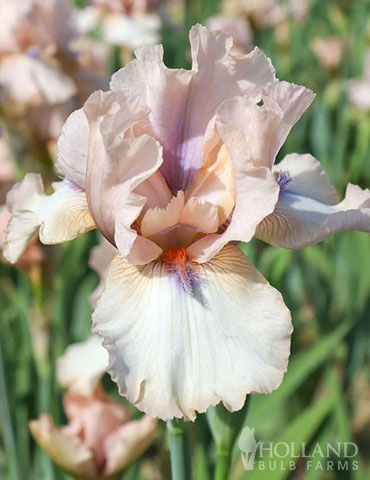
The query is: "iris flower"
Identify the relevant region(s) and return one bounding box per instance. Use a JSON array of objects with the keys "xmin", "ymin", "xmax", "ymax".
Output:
[
  {"xmin": 5, "ymin": 26, "xmax": 370, "ymax": 420},
  {"xmin": 30, "ymin": 335, "xmax": 157, "ymax": 479}
]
